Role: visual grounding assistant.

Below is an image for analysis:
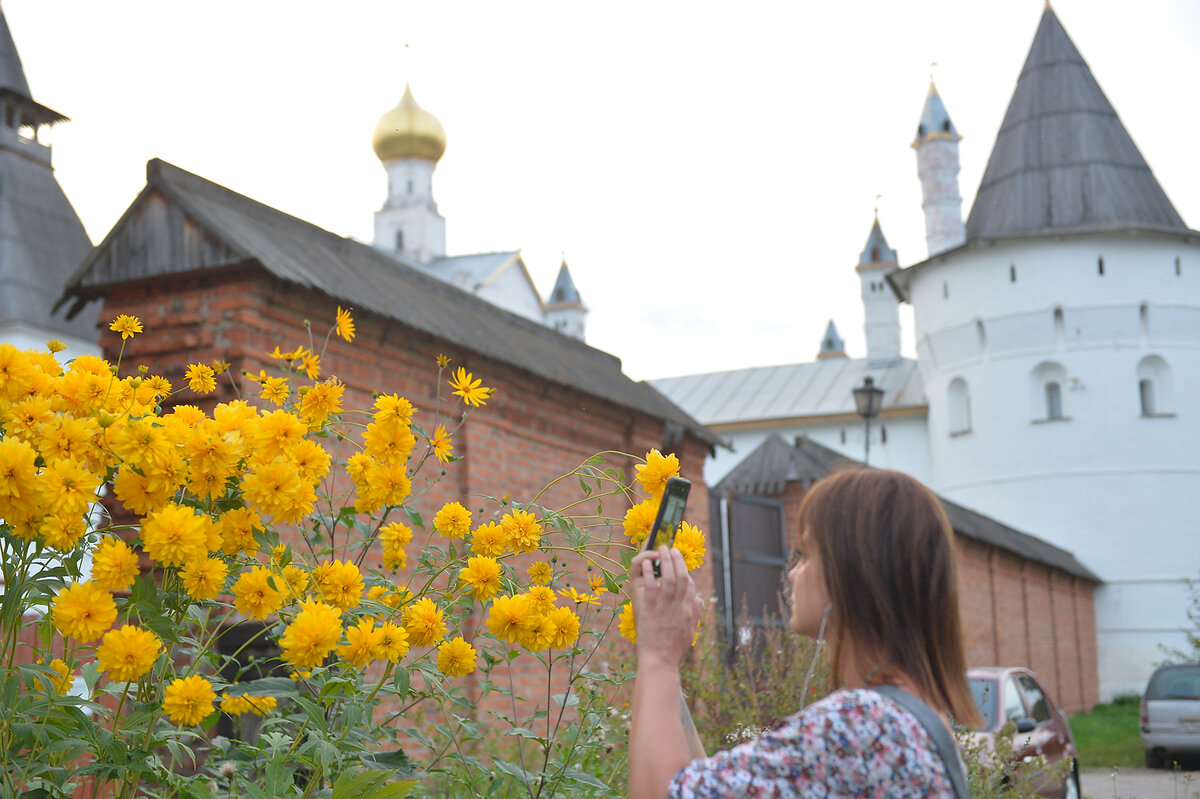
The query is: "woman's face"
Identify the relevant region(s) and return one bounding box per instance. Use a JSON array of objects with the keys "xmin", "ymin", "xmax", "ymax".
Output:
[{"xmin": 788, "ymin": 534, "xmax": 831, "ymax": 638}]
